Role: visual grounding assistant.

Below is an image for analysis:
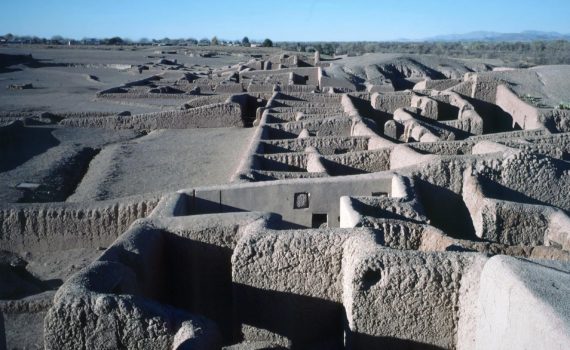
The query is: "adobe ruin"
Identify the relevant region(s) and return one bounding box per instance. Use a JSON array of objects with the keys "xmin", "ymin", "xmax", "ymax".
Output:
[{"xmin": 1, "ymin": 47, "xmax": 569, "ymax": 349}]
